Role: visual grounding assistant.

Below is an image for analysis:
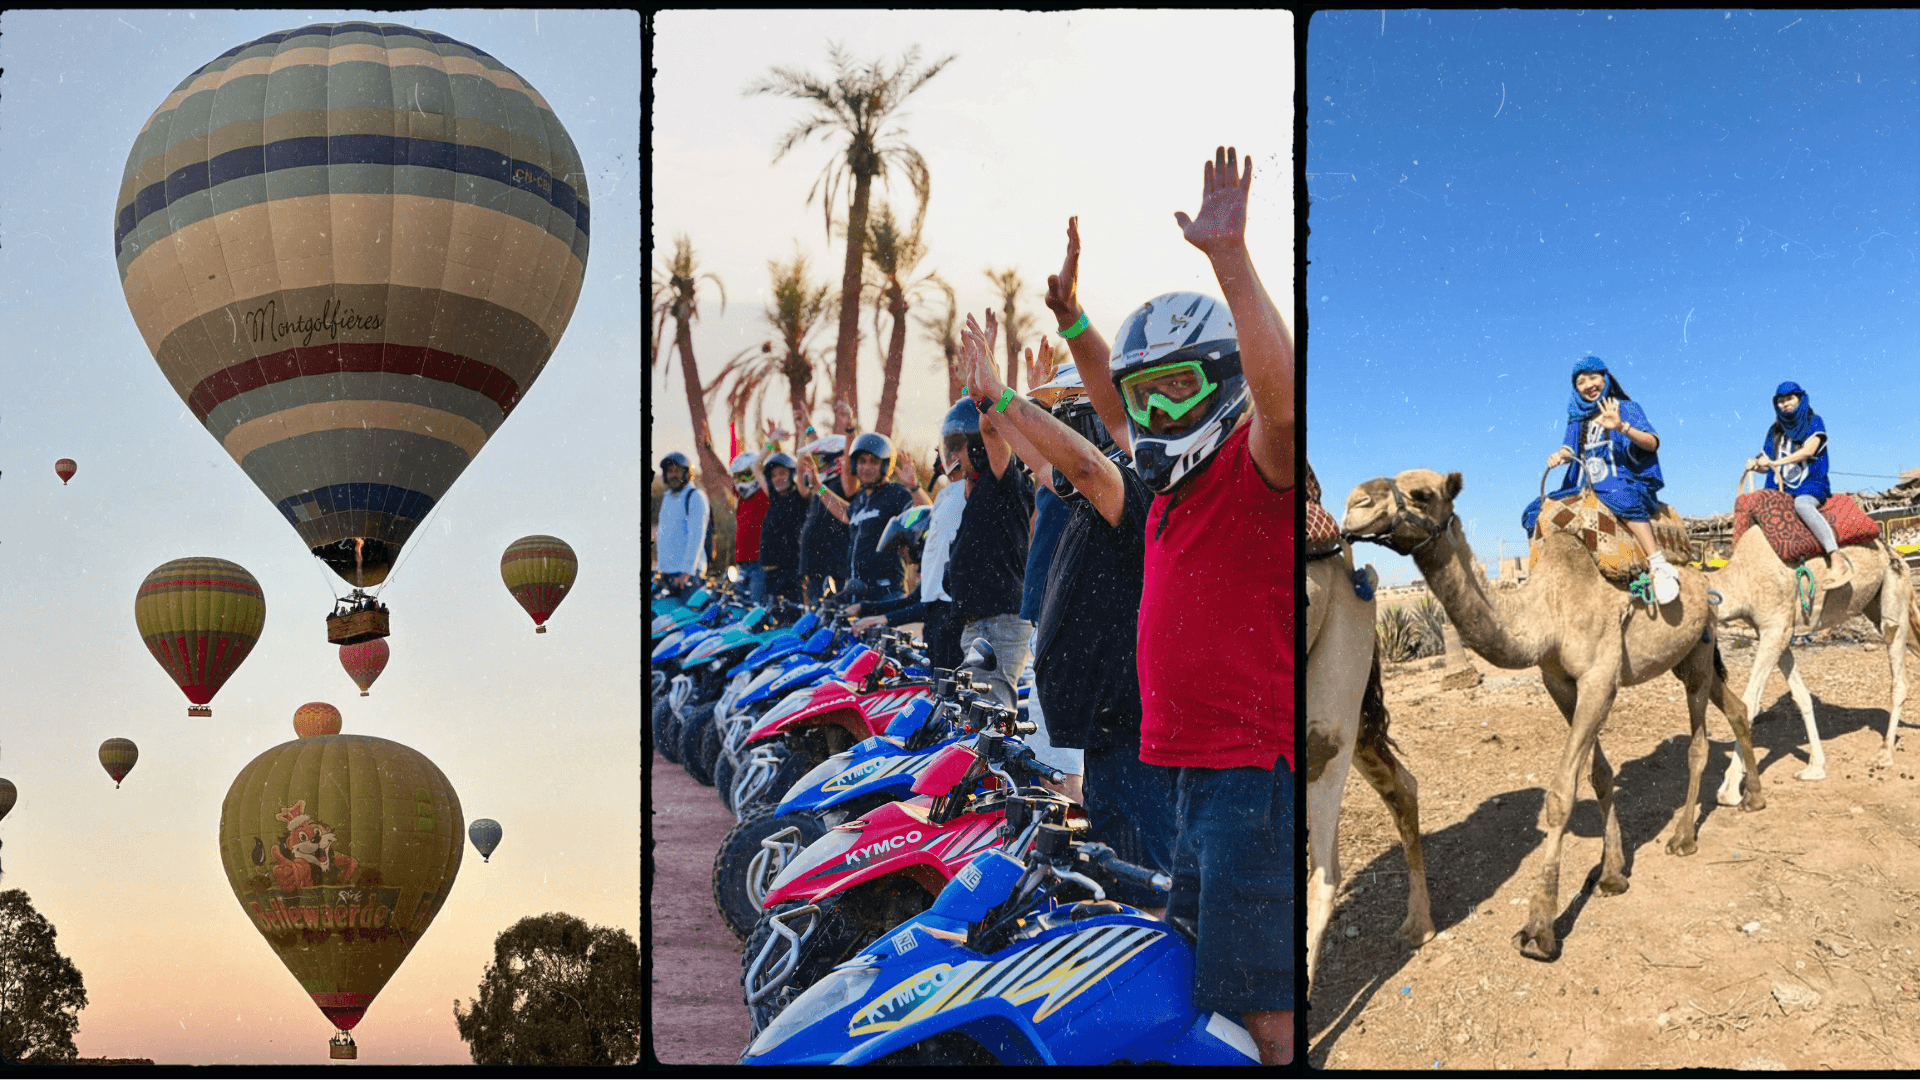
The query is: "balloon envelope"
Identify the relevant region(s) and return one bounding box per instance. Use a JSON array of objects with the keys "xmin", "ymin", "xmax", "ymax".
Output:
[
  {"xmin": 115, "ymin": 23, "xmax": 592, "ymax": 588},
  {"xmin": 0, "ymin": 778, "xmax": 16, "ymax": 822},
  {"xmin": 293, "ymin": 702, "xmax": 344, "ymax": 738},
  {"xmin": 134, "ymin": 557, "xmax": 266, "ymax": 715},
  {"xmin": 219, "ymin": 734, "xmax": 463, "ymax": 1032},
  {"xmin": 467, "ymin": 818, "xmax": 502, "ymax": 862},
  {"xmin": 339, "ymin": 639, "xmax": 390, "ymax": 696},
  {"xmin": 100, "ymin": 738, "xmax": 140, "ymax": 787},
  {"xmin": 501, "ymin": 535, "xmax": 578, "ymax": 632},
  {"xmin": 55, "ymin": 459, "xmax": 77, "ymax": 485}
]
